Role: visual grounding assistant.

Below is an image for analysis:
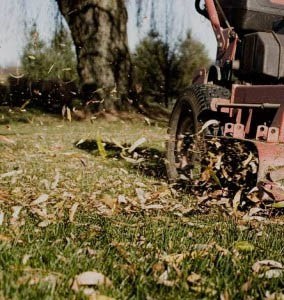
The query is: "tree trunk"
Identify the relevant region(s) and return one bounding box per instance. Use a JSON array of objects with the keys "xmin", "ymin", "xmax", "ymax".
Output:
[{"xmin": 55, "ymin": 0, "xmax": 132, "ymax": 111}]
